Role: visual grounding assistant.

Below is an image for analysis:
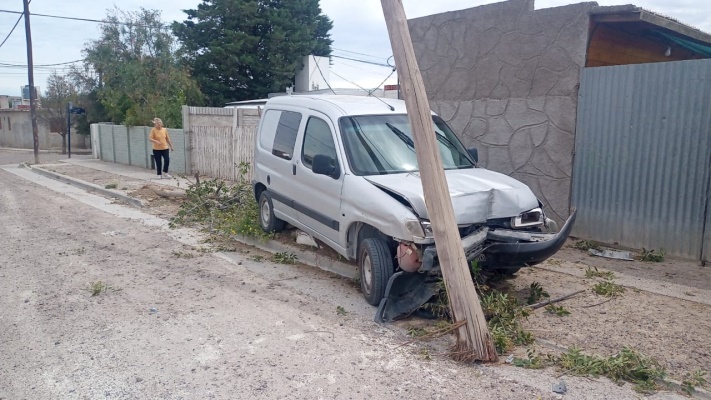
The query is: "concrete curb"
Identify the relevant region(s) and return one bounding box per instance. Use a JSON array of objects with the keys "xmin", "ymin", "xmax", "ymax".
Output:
[
  {"xmin": 24, "ymin": 164, "xmax": 144, "ymax": 208},
  {"xmin": 535, "ymin": 339, "xmax": 711, "ymax": 399},
  {"xmin": 231, "ymin": 234, "xmax": 358, "ymax": 280}
]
